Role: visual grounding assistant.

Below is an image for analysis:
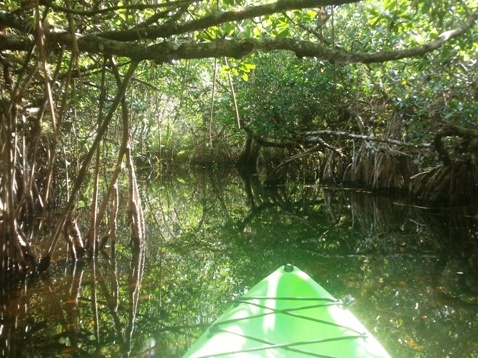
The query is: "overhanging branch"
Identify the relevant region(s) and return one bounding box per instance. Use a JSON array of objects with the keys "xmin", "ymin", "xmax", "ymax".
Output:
[
  {"xmin": 95, "ymin": 0, "xmax": 360, "ymax": 41},
  {"xmin": 2, "ymin": 6, "xmax": 477, "ymax": 65}
]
